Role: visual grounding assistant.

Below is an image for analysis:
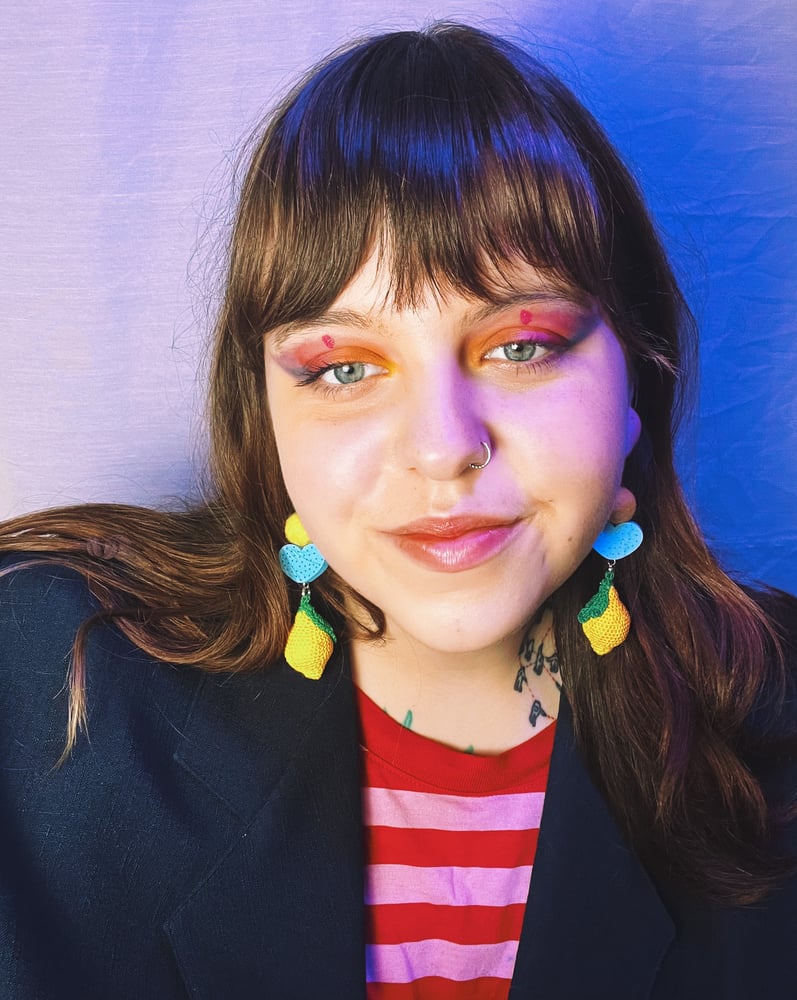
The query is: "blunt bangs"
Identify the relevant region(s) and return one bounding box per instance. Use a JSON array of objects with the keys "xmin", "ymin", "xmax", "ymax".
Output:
[{"xmin": 241, "ymin": 26, "xmax": 618, "ymax": 334}]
